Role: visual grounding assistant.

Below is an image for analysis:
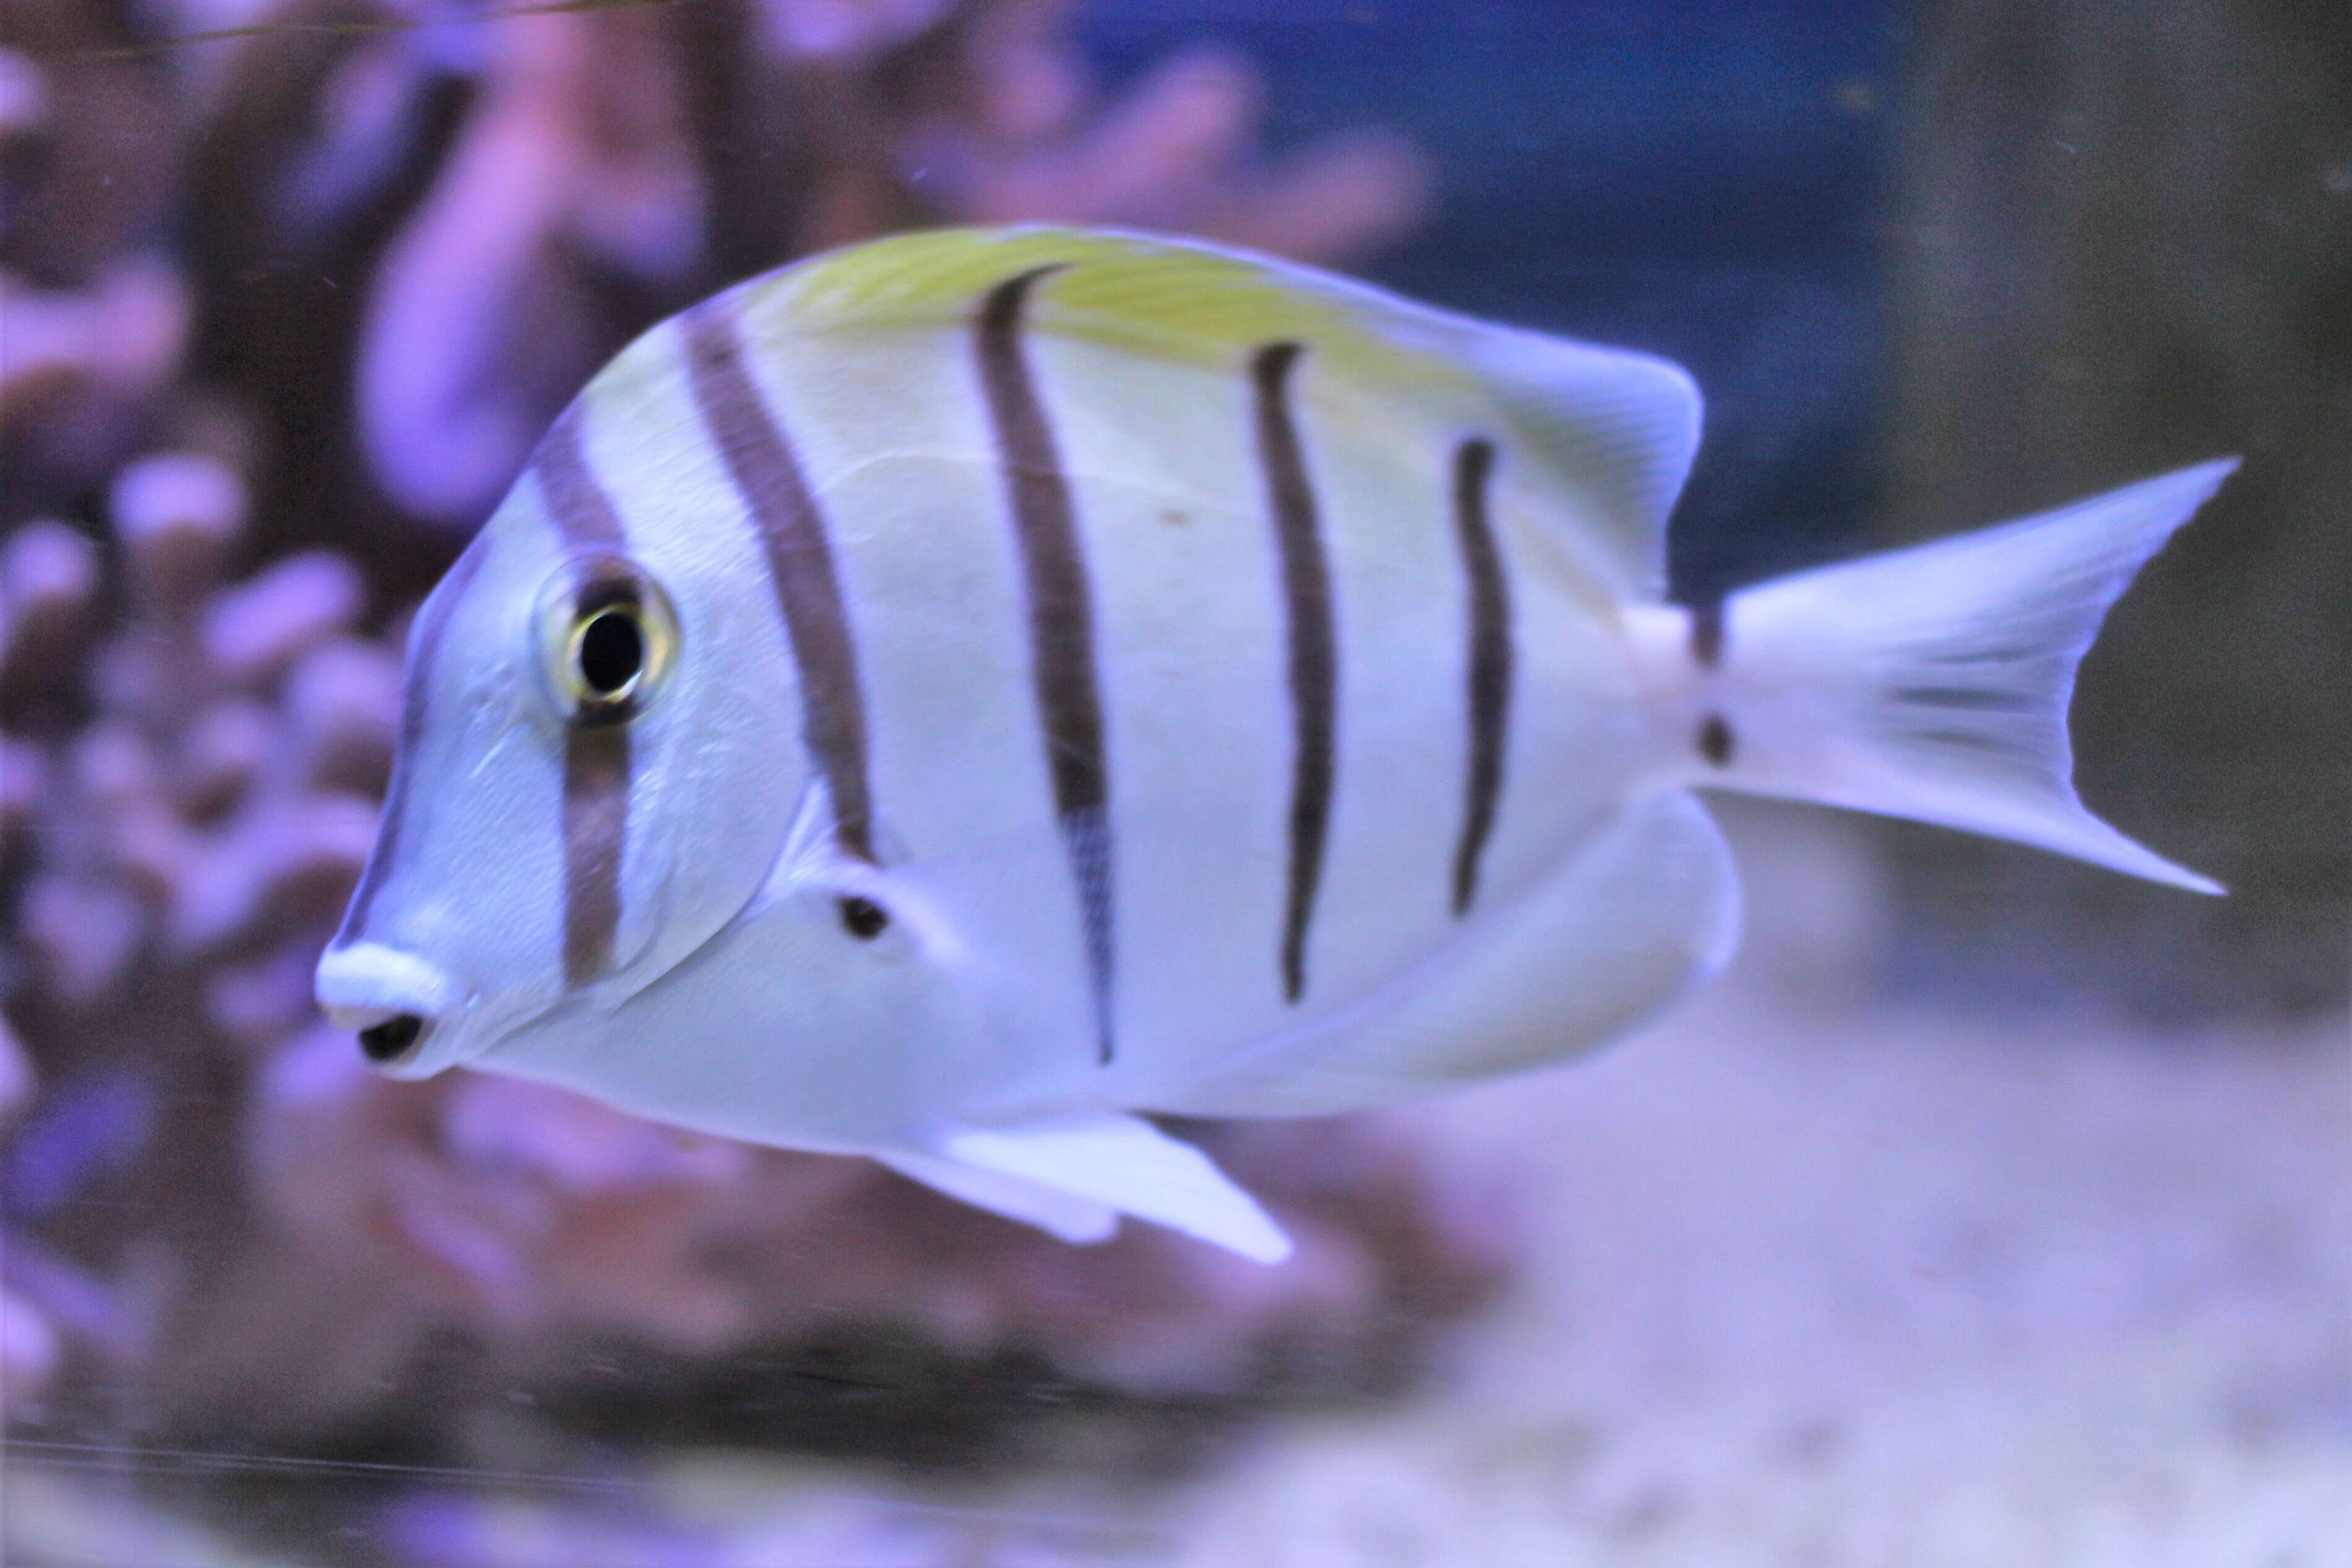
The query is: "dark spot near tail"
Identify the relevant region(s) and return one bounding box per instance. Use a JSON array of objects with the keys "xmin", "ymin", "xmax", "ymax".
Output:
[
  {"xmin": 1697, "ymin": 713, "xmax": 1735, "ymax": 767},
  {"xmin": 838, "ymin": 897, "xmax": 890, "ymax": 939},
  {"xmin": 1688, "ymin": 600, "xmax": 1727, "ymax": 669}
]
